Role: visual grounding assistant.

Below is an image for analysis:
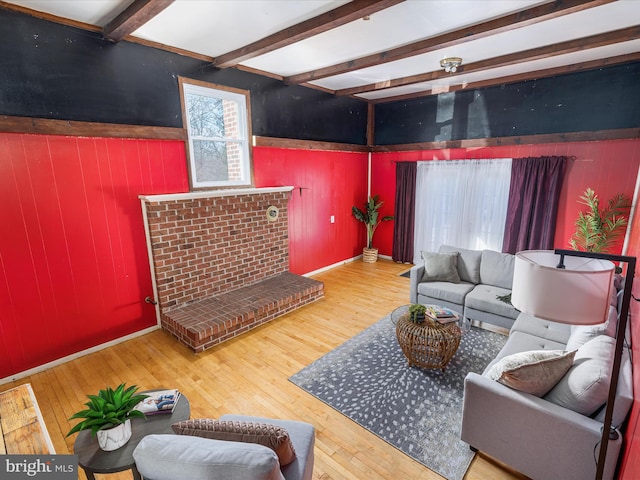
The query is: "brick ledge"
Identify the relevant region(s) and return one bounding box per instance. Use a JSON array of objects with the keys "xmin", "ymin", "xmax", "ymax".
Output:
[{"xmin": 160, "ymin": 272, "xmax": 324, "ymax": 352}]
